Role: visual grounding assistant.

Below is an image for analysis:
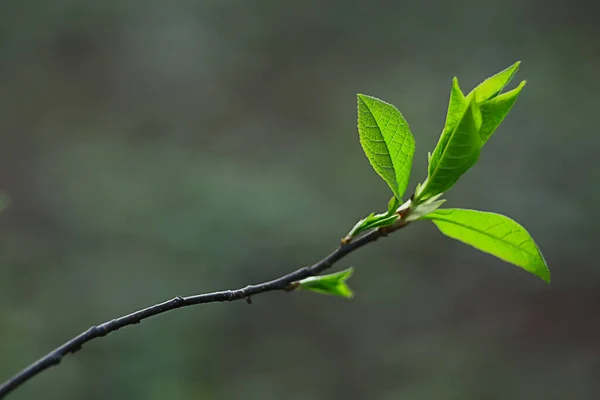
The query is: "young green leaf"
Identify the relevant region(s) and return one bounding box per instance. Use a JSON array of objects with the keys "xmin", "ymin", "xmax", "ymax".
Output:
[
  {"xmin": 357, "ymin": 94, "xmax": 415, "ymax": 200},
  {"xmin": 479, "ymin": 81, "xmax": 526, "ymax": 143},
  {"xmin": 387, "ymin": 195, "xmax": 401, "ymax": 214},
  {"xmin": 343, "ymin": 210, "xmax": 399, "ymax": 244},
  {"xmin": 361, "ymin": 214, "xmax": 399, "ymax": 230},
  {"xmin": 403, "ymin": 196, "xmax": 446, "ymax": 222},
  {"xmin": 423, "ymin": 208, "xmax": 550, "ymax": 283},
  {"xmin": 416, "ymin": 96, "xmax": 481, "ymax": 201},
  {"xmin": 429, "ymin": 78, "xmax": 469, "ymax": 175},
  {"xmin": 298, "ymin": 268, "xmax": 355, "ymax": 298},
  {"xmin": 343, "ymin": 213, "xmax": 374, "ymax": 244},
  {"xmin": 469, "ymin": 61, "xmax": 520, "ymax": 102}
]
